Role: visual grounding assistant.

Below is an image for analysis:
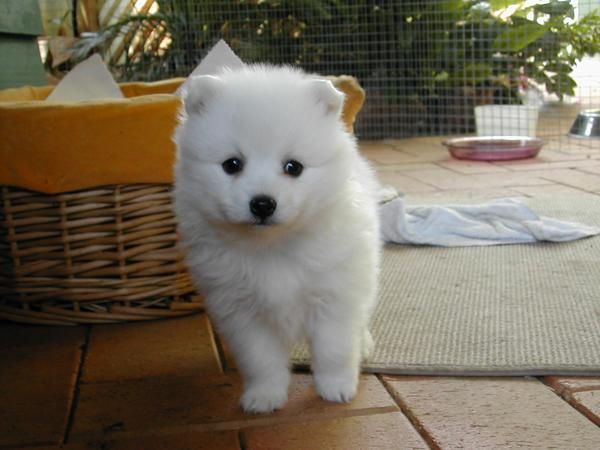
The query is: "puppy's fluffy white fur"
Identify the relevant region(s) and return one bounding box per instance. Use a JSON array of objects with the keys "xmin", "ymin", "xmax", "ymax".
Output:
[{"xmin": 174, "ymin": 65, "xmax": 380, "ymax": 413}]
